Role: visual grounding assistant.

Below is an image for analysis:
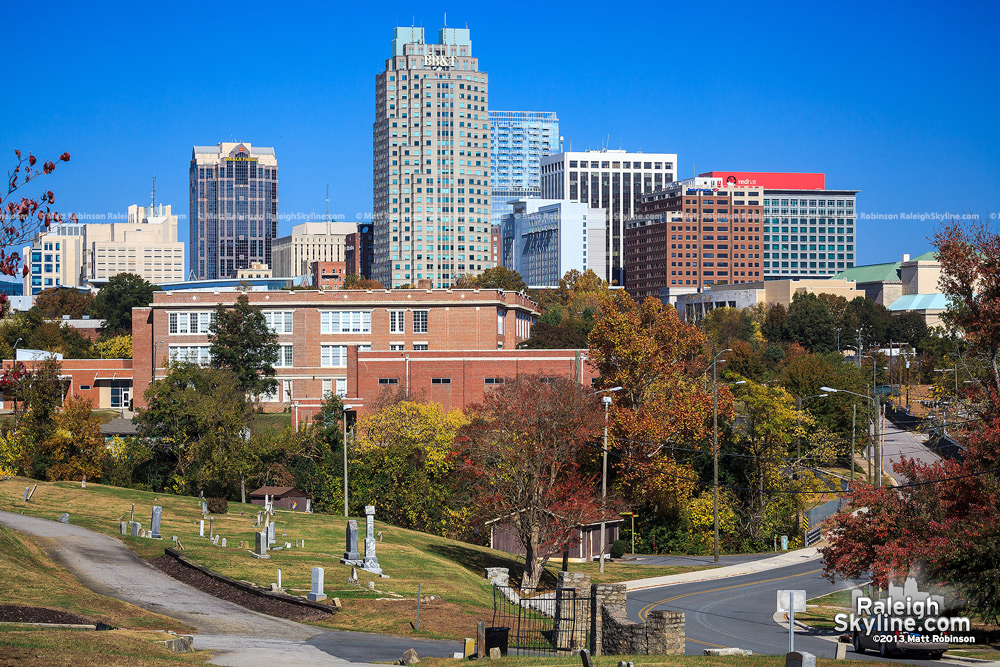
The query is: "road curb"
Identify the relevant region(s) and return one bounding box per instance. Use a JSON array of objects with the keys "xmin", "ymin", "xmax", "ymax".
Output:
[{"xmin": 623, "ymin": 548, "xmax": 822, "ymax": 591}]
